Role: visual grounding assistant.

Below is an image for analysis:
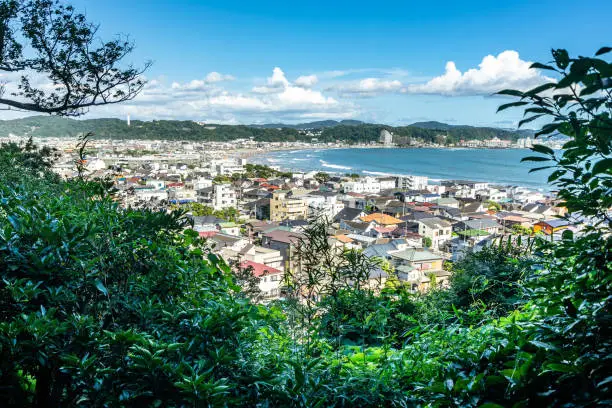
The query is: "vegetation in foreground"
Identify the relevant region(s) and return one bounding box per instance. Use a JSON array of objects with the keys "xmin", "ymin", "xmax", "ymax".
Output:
[{"xmin": 0, "ymin": 17, "xmax": 611, "ymax": 407}]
